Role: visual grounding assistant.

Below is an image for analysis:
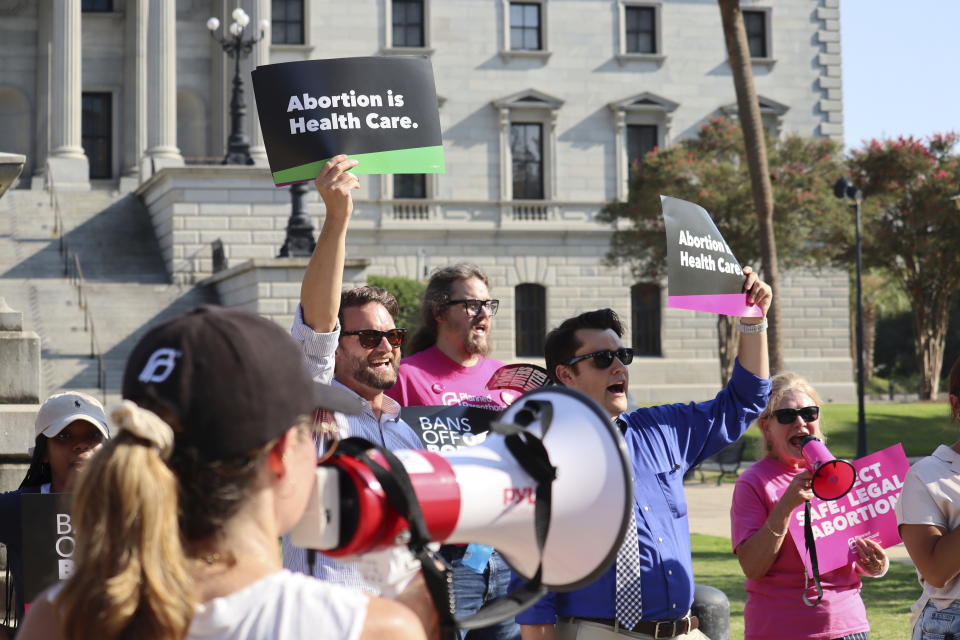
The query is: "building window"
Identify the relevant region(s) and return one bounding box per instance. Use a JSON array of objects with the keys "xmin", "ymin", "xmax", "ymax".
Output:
[
  {"xmin": 272, "ymin": 0, "xmax": 305, "ymax": 45},
  {"xmin": 82, "ymin": 92, "xmax": 112, "ymax": 179},
  {"xmin": 631, "ymin": 283, "xmax": 661, "ymax": 356},
  {"xmin": 743, "ymin": 9, "xmax": 768, "ymax": 59},
  {"xmin": 510, "ymin": 2, "xmax": 541, "ymax": 51},
  {"xmin": 515, "ymin": 283, "xmax": 546, "ymax": 357},
  {"xmin": 511, "ymin": 123, "xmax": 543, "ymax": 200},
  {"xmin": 493, "ymin": 89, "xmax": 562, "ymax": 206},
  {"xmin": 392, "ymin": 0, "xmax": 424, "ymax": 47},
  {"xmin": 627, "ymin": 124, "xmax": 658, "ymax": 171},
  {"xmin": 82, "ymin": 0, "xmax": 112, "ymax": 11},
  {"xmin": 394, "ymin": 174, "xmax": 426, "ymax": 198},
  {"xmin": 609, "ymin": 92, "xmax": 677, "ymax": 201},
  {"xmin": 624, "ymin": 6, "xmax": 656, "ymax": 54}
]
